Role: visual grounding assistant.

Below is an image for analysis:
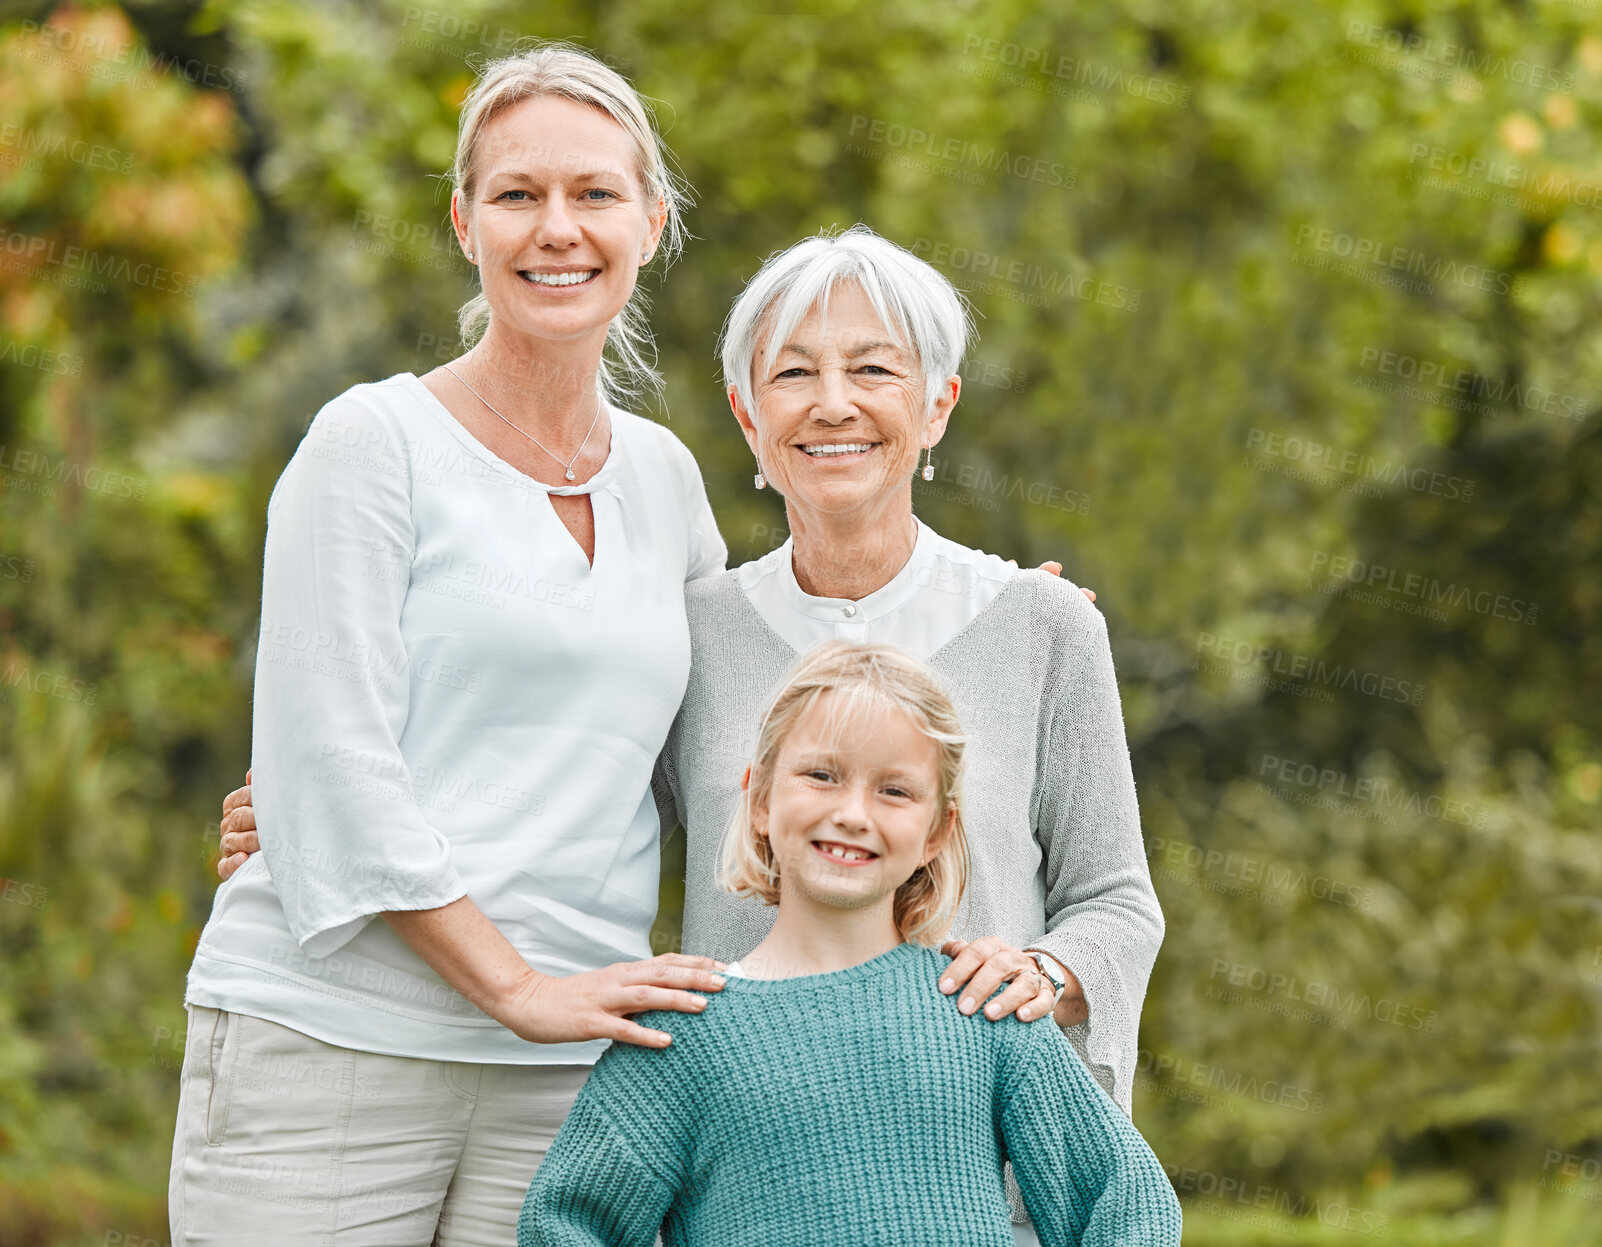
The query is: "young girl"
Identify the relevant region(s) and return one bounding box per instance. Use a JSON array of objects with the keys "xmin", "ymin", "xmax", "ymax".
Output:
[{"xmin": 517, "ymin": 642, "xmax": 1181, "ymax": 1247}]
